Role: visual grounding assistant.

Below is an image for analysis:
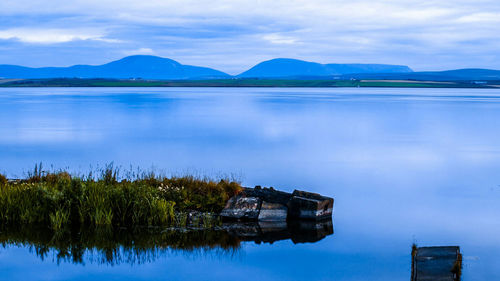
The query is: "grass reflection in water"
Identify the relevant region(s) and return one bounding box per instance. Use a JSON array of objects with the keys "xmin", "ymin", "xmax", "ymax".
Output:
[{"xmin": 0, "ymin": 219, "xmax": 333, "ymax": 265}]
